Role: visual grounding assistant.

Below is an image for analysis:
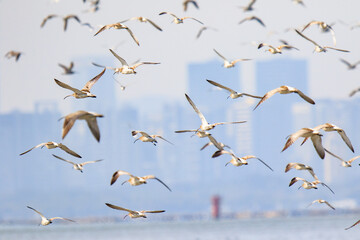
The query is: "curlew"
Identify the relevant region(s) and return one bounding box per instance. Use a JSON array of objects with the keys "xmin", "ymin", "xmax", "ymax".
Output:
[
  {"xmin": 258, "ymin": 43, "xmax": 299, "ymax": 54},
  {"xmin": 54, "ymin": 68, "xmax": 105, "ymax": 99},
  {"xmin": 238, "ymin": 16, "xmax": 265, "ymax": 27},
  {"xmin": 185, "ymin": 93, "xmax": 246, "ymax": 131},
  {"xmin": 213, "ymin": 49, "xmax": 251, "ymax": 68},
  {"xmin": 20, "ymin": 141, "xmax": 81, "ymax": 158},
  {"xmin": 59, "ymin": 110, "xmax": 104, "ymax": 142},
  {"xmin": 132, "ymin": 130, "xmax": 173, "ymax": 146},
  {"xmin": 254, "ymin": 85, "xmax": 315, "ymax": 110},
  {"xmin": 183, "ymin": 0, "xmax": 199, "ymax": 11},
  {"xmin": 301, "ymin": 20, "xmax": 336, "ymax": 46},
  {"xmin": 5, "ymin": 51, "xmax": 22, "ymax": 61},
  {"xmin": 289, "ymin": 177, "xmax": 334, "ymax": 193},
  {"xmin": 207, "ymin": 79, "xmax": 261, "ymax": 99},
  {"xmin": 52, "ymin": 154, "xmax": 102, "ymax": 172},
  {"xmin": 282, "ymin": 128, "xmax": 325, "ymax": 159},
  {"xmin": 110, "ymin": 170, "xmax": 171, "ymax": 191},
  {"xmin": 105, "ymin": 203, "xmax": 165, "ymax": 219},
  {"xmin": 295, "ymin": 29, "xmax": 349, "ymax": 53},
  {"xmin": 159, "ymin": 12, "xmax": 203, "ymax": 25},
  {"xmin": 27, "ymin": 206, "xmax": 75, "ymax": 226},
  {"xmin": 58, "ymin": 62, "xmax": 75, "ymax": 75},
  {"xmin": 94, "ymin": 22, "xmax": 140, "ymax": 46},
  {"xmin": 307, "ymin": 199, "xmax": 335, "ymax": 210},
  {"xmin": 93, "ymin": 49, "xmax": 159, "ymax": 75},
  {"xmin": 339, "ymin": 58, "xmax": 360, "ymax": 70}
]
